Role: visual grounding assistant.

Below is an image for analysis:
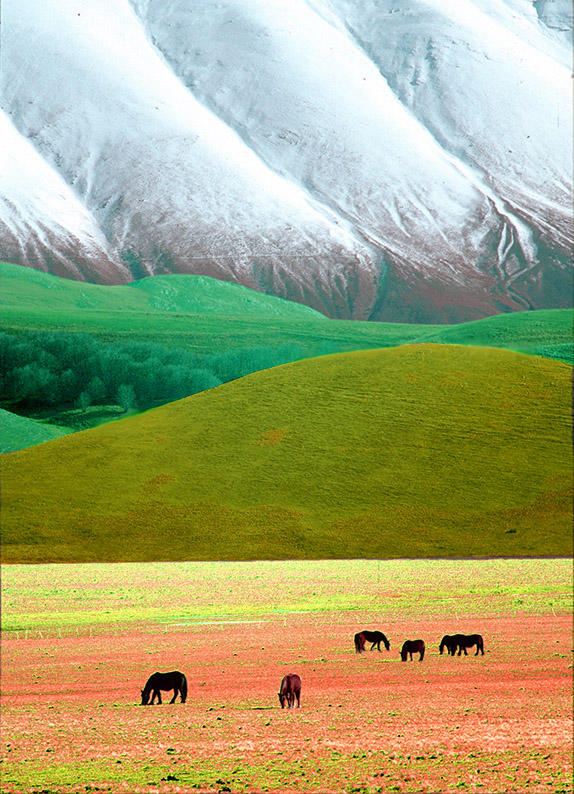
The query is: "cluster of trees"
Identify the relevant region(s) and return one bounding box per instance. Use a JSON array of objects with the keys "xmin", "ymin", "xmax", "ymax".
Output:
[{"xmin": 0, "ymin": 331, "xmax": 306, "ymax": 413}]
